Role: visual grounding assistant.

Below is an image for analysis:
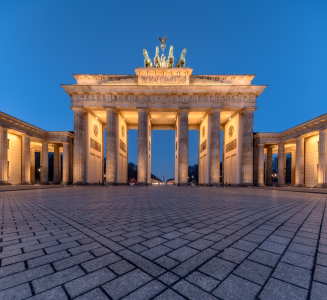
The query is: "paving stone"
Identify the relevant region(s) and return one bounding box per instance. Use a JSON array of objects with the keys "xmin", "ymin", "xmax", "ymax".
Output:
[
  {"xmin": 1, "ymin": 249, "xmax": 44, "ymax": 266},
  {"xmin": 167, "ymin": 246, "xmax": 199, "ymax": 262},
  {"xmin": 0, "ymin": 262, "xmax": 25, "ymax": 278},
  {"xmin": 154, "ymin": 289, "xmax": 185, "ymax": 299},
  {"xmin": 81, "ymin": 252, "xmax": 121, "ymax": 272},
  {"xmin": 314, "ymin": 265, "xmax": 327, "ymax": 284},
  {"xmin": 27, "ymin": 286, "xmax": 68, "ymax": 300},
  {"xmin": 28, "ymin": 250, "xmax": 70, "ymax": 268},
  {"xmin": 281, "ymin": 250, "xmax": 314, "ymax": 269},
  {"xmin": 141, "ymin": 245, "xmax": 171, "ymax": 260},
  {"xmin": 310, "ymin": 281, "xmax": 327, "ymax": 300},
  {"xmin": 74, "ymin": 288, "xmax": 108, "ymax": 300},
  {"xmin": 161, "ymin": 231, "xmax": 184, "ymax": 240},
  {"xmin": 287, "ymin": 242, "xmax": 316, "ymax": 256},
  {"xmin": 213, "ymin": 274, "xmax": 261, "ymax": 300},
  {"xmin": 218, "ymin": 247, "xmax": 249, "ymax": 264},
  {"xmin": 32, "ymin": 265, "xmax": 85, "ymax": 293},
  {"xmin": 199, "ymin": 257, "xmax": 236, "ymax": 281},
  {"xmin": 45, "ymin": 241, "xmax": 79, "ymax": 254},
  {"xmin": 187, "ymin": 238, "xmax": 214, "ymax": 250},
  {"xmin": 158, "ymin": 272, "xmax": 180, "ymax": 285},
  {"xmin": 123, "ymin": 280, "xmax": 166, "ymax": 300},
  {"xmin": 129, "ymin": 243, "xmax": 148, "ymax": 253},
  {"xmin": 173, "ymin": 280, "xmax": 217, "ymax": 300},
  {"xmin": 102, "ymin": 269, "xmax": 152, "ymax": 300},
  {"xmin": 259, "ymin": 240, "xmax": 287, "ymax": 254},
  {"xmin": 272, "ymin": 262, "xmax": 311, "ymax": 289},
  {"xmin": 69, "ymin": 241, "xmax": 102, "ymax": 255},
  {"xmin": 0, "ymin": 264, "xmax": 53, "ymax": 291},
  {"xmin": 163, "ymin": 238, "xmax": 189, "ymax": 249},
  {"xmin": 91, "ymin": 247, "xmax": 111, "ymax": 257},
  {"xmin": 232, "ymin": 239, "xmax": 258, "ymax": 252},
  {"xmin": 155, "ymin": 255, "xmax": 180, "ymax": 269},
  {"xmin": 266, "ymin": 234, "xmax": 291, "ymax": 245},
  {"xmin": 234, "ymin": 259, "xmax": 272, "ymax": 285},
  {"xmin": 53, "ymin": 251, "xmax": 94, "ymax": 271},
  {"xmin": 248, "ymin": 249, "xmax": 281, "ymax": 267},
  {"xmin": 0, "ymin": 283, "xmax": 32, "ymax": 300},
  {"xmin": 109, "ymin": 259, "xmax": 134, "ymax": 275},
  {"xmin": 65, "ymin": 268, "xmax": 116, "ymax": 298},
  {"xmin": 259, "ymin": 277, "xmax": 308, "ymax": 300},
  {"xmin": 186, "ymin": 271, "xmax": 219, "ymax": 292}
]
